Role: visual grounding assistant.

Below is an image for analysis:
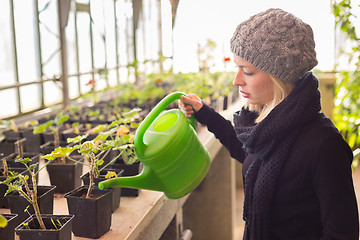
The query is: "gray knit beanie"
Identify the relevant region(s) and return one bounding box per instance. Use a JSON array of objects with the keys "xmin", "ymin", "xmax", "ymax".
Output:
[{"xmin": 230, "ymin": 8, "xmax": 318, "ymax": 83}]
